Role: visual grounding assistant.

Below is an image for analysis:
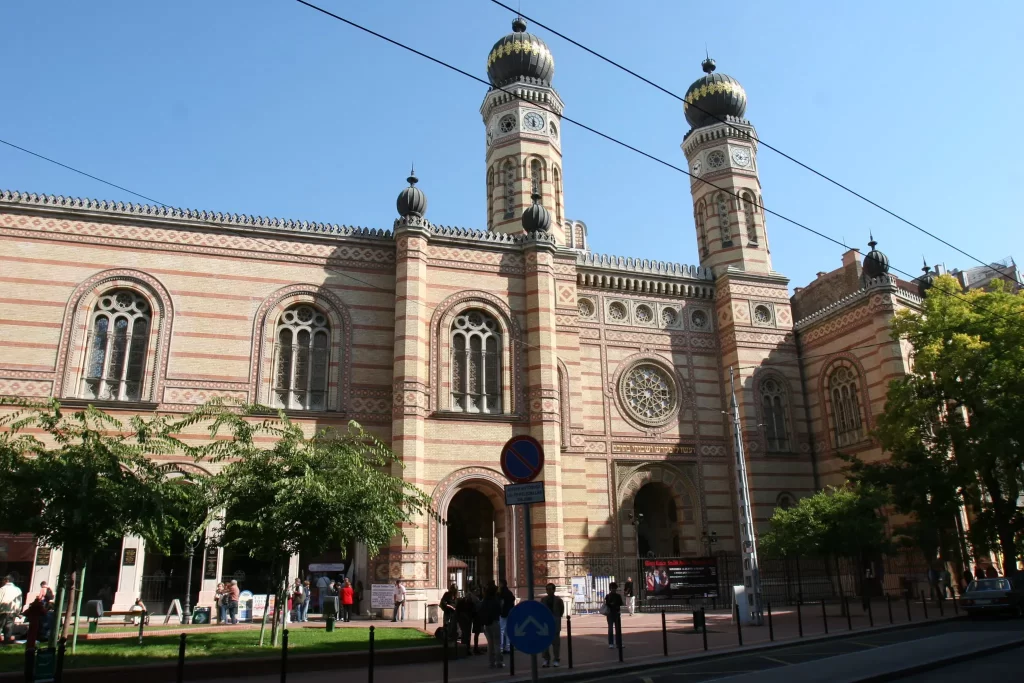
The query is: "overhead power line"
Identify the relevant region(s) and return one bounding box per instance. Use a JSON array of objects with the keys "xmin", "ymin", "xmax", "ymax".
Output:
[
  {"xmin": 487, "ymin": 0, "xmax": 1018, "ymax": 291},
  {"xmin": 290, "ymin": 0, "xmax": 1019, "ymax": 323}
]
